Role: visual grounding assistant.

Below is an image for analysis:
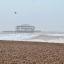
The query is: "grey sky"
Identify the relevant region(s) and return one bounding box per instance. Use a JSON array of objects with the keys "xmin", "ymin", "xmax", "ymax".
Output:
[{"xmin": 0, "ymin": 0, "xmax": 64, "ymax": 32}]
